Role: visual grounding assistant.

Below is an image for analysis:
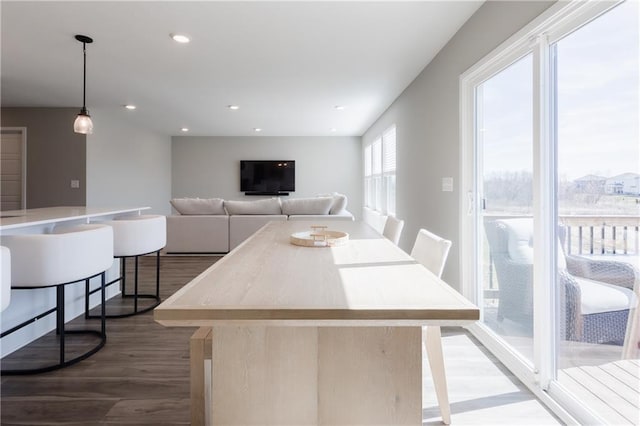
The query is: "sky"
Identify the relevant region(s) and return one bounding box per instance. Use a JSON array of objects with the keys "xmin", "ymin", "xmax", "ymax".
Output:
[{"xmin": 480, "ymin": 0, "xmax": 639, "ymax": 181}]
